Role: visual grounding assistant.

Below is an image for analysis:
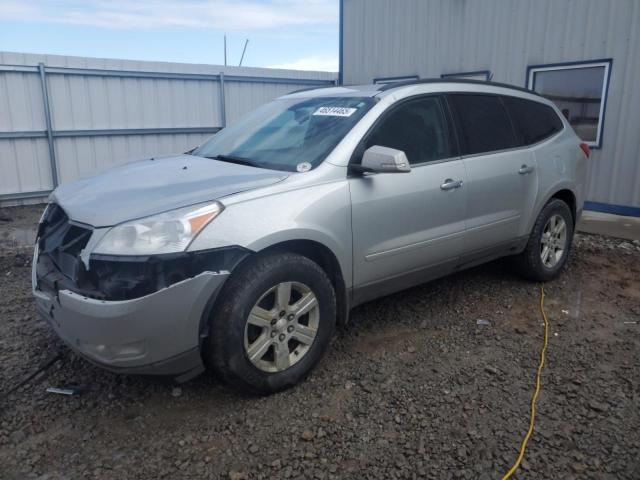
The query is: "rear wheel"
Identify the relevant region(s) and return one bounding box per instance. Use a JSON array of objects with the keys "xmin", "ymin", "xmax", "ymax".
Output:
[
  {"xmin": 515, "ymin": 199, "xmax": 574, "ymax": 281},
  {"xmin": 205, "ymin": 252, "xmax": 336, "ymax": 394}
]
